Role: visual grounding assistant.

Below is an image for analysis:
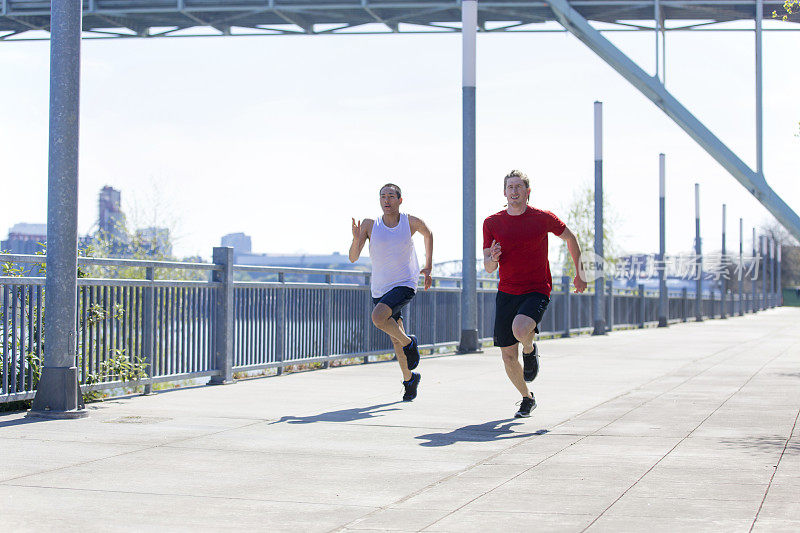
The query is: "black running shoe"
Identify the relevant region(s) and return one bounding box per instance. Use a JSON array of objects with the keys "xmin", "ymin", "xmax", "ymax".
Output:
[
  {"xmin": 403, "ymin": 335, "xmax": 420, "ymax": 370},
  {"xmin": 402, "ymin": 372, "xmax": 421, "ymax": 401},
  {"xmin": 522, "ymin": 343, "xmax": 540, "ymax": 383},
  {"xmin": 515, "ymin": 394, "xmax": 537, "ymax": 418}
]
